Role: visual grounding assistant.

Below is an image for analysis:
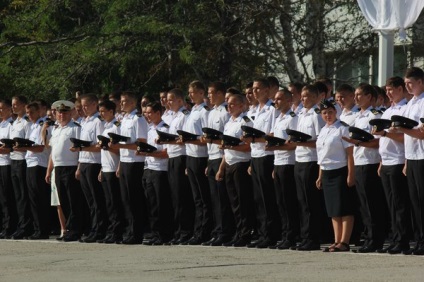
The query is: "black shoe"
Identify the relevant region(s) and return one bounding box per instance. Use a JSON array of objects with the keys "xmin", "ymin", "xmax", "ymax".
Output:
[
  {"xmin": 247, "ymin": 239, "xmax": 263, "ymax": 248},
  {"xmin": 269, "ymin": 240, "xmax": 284, "ymax": 250},
  {"xmin": 291, "ymin": 239, "xmax": 308, "ymax": 250},
  {"xmin": 104, "ymin": 235, "xmax": 121, "ymax": 244},
  {"xmin": 177, "ymin": 236, "xmax": 192, "ymax": 245},
  {"xmin": 377, "ymin": 243, "xmax": 396, "ymax": 253},
  {"xmin": 187, "ymin": 237, "xmax": 202, "ymax": 245},
  {"xmin": 388, "ymin": 243, "xmax": 410, "ymax": 254},
  {"xmin": 201, "ymin": 237, "xmax": 217, "ymax": 246},
  {"xmin": 412, "ymin": 246, "xmax": 424, "ymax": 256},
  {"xmin": 223, "ymin": 237, "xmax": 239, "ymax": 247},
  {"xmin": 143, "ymin": 237, "xmax": 160, "ymax": 245},
  {"xmin": 278, "ymin": 240, "xmax": 296, "ymax": 250},
  {"xmin": 97, "ymin": 235, "xmax": 112, "ymax": 243},
  {"xmin": 28, "ymin": 233, "xmax": 49, "ymax": 240},
  {"xmin": 257, "ymin": 239, "xmax": 275, "ymax": 249},
  {"xmin": 63, "ymin": 233, "xmax": 80, "ymax": 242},
  {"xmin": 297, "ymin": 240, "xmax": 320, "ymax": 251},
  {"xmin": 210, "ymin": 236, "xmax": 231, "ymax": 247},
  {"xmin": 11, "ymin": 230, "xmax": 27, "ymax": 240},
  {"xmin": 233, "ymin": 237, "xmax": 249, "ymax": 247},
  {"xmin": 122, "ymin": 236, "xmax": 142, "ymax": 245},
  {"xmin": 83, "ymin": 234, "xmax": 104, "ymax": 243},
  {"xmin": 356, "ymin": 244, "xmax": 378, "ymax": 253}
]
